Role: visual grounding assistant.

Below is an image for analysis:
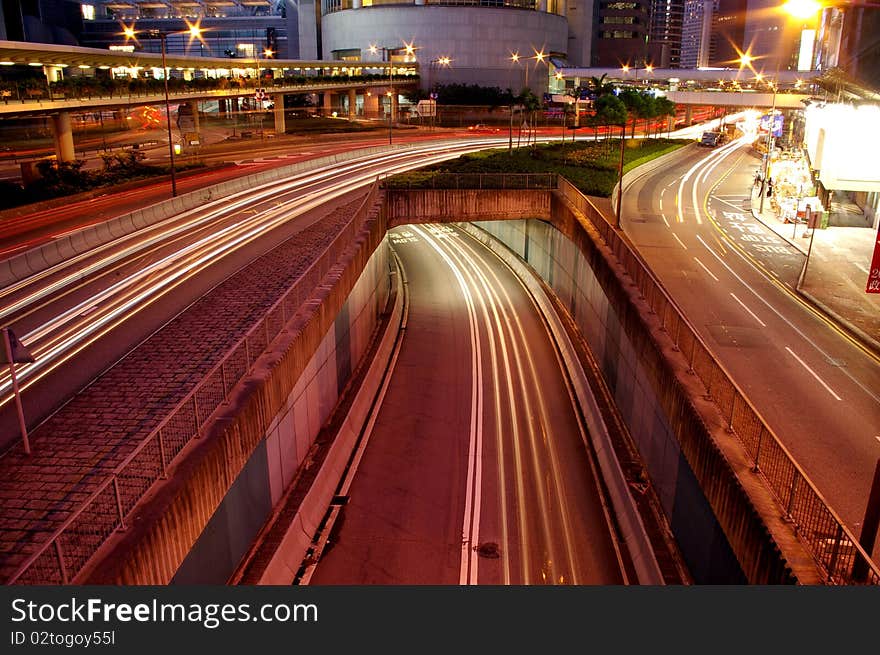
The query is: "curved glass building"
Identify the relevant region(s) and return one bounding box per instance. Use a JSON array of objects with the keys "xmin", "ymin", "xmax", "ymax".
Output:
[{"xmin": 305, "ymin": 0, "xmax": 582, "ymax": 92}]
